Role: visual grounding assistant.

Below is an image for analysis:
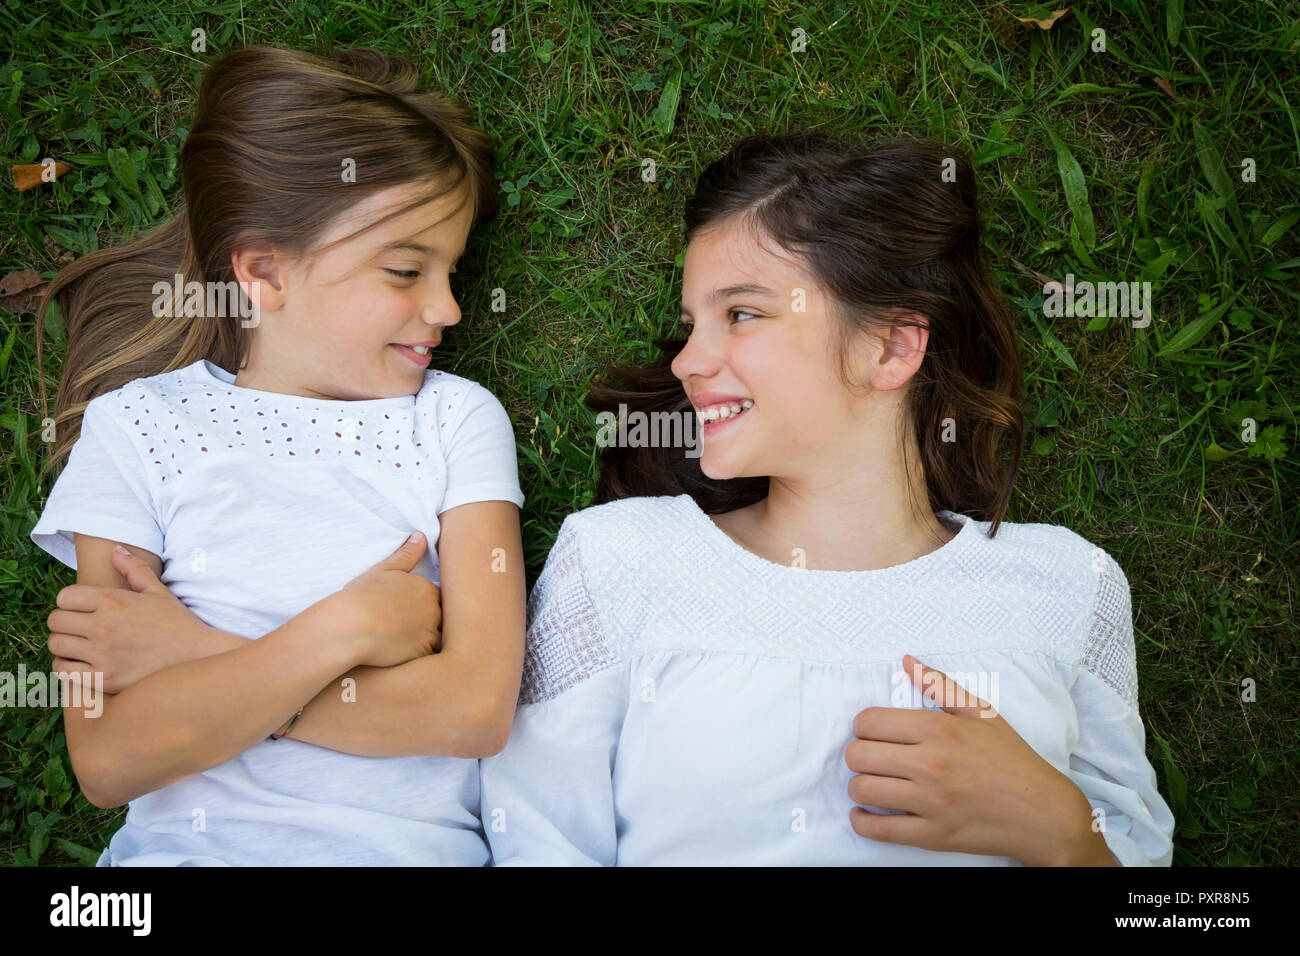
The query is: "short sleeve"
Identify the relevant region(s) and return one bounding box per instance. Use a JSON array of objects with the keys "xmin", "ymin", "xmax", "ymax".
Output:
[
  {"xmin": 29, "ymin": 397, "xmax": 164, "ymax": 569},
  {"xmin": 1067, "ymin": 551, "xmax": 1176, "ymax": 866},
  {"xmin": 434, "ymin": 380, "xmax": 524, "ymax": 514},
  {"xmin": 479, "ymin": 516, "xmax": 627, "ymax": 865}
]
